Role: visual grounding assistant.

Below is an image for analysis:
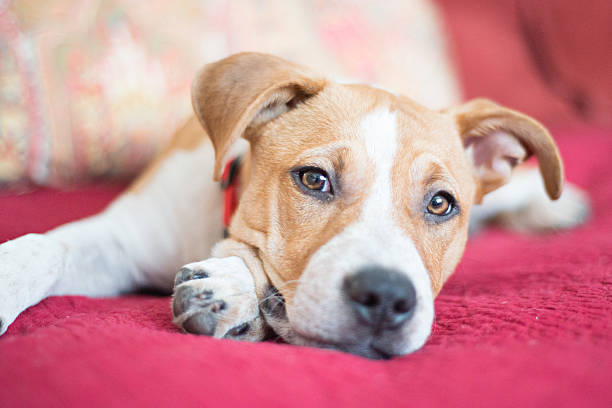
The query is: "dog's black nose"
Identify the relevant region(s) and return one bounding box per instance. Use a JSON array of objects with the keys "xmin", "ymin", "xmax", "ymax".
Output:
[{"xmin": 343, "ymin": 266, "xmax": 417, "ymax": 329}]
